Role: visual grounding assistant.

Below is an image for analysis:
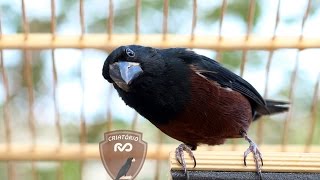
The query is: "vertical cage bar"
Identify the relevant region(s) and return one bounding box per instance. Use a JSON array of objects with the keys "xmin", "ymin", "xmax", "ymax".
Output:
[
  {"xmin": 52, "ymin": 50, "xmax": 64, "ymax": 180},
  {"xmin": 21, "ymin": 0, "xmax": 37, "ymax": 179},
  {"xmin": 282, "ymin": 0, "xmax": 311, "ymax": 150},
  {"xmin": 79, "ymin": 64, "xmax": 86, "ymax": 180},
  {"xmin": 131, "ymin": 113, "xmax": 139, "ymax": 131},
  {"xmin": 190, "ymin": 0, "xmax": 197, "ymax": 41},
  {"xmin": 282, "ymin": 52, "xmax": 299, "ymax": 150},
  {"xmin": 21, "ymin": 1, "xmax": 36, "ymax": 148},
  {"xmin": 24, "ymin": 50, "xmax": 38, "ymax": 180},
  {"xmin": 0, "ymin": 50, "xmax": 15, "ymax": 180},
  {"xmin": 7, "ymin": 162, "xmax": 15, "ymax": 180},
  {"xmin": 245, "ymin": 0, "xmax": 255, "ymax": 40},
  {"xmin": 239, "ymin": 0, "xmax": 255, "ymax": 77},
  {"xmin": 305, "ymin": 74, "xmax": 320, "ymax": 152},
  {"xmin": 215, "ymin": 0, "xmax": 227, "ymax": 62},
  {"xmin": 231, "ymin": 0, "xmax": 256, "ymax": 149},
  {"xmin": 0, "ymin": 12, "xmax": 16, "ymax": 178},
  {"xmin": 162, "ymin": 0, "xmax": 169, "ymax": 41},
  {"xmin": 79, "ymin": 0, "xmax": 87, "ymax": 179},
  {"xmin": 218, "ymin": 0, "xmax": 227, "ymax": 41},
  {"xmin": 299, "ymin": 0, "xmax": 312, "ymax": 40},
  {"xmin": 51, "ymin": 0, "xmax": 56, "ymax": 39},
  {"xmin": 106, "ymin": 86, "xmax": 113, "ymax": 131},
  {"xmin": 107, "ymin": 0, "xmax": 114, "ymax": 40},
  {"xmin": 256, "ymin": 0, "xmax": 281, "ymax": 144},
  {"xmin": 21, "ymin": 0, "xmax": 29, "ymax": 40},
  {"xmin": 50, "ymin": 0, "xmax": 62, "ymax": 149},
  {"xmin": 154, "ymin": 130, "xmax": 164, "ymax": 180},
  {"xmin": 135, "ymin": 0, "xmax": 141, "ymax": 41},
  {"xmin": 79, "ymin": 0, "xmax": 85, "ymax": 39},
  {"xmin": 80, "ymin": 69, "xmax": 87, "ymax": 149},
  {"xmin": 79, "ymin": 0, "xmax": 86, "ymax": 143},
  {"xmin": 0, "ymin": 12, "xmax": 12, "ymax": 153},
  {"xmin": 50, "ymin": 0, "xmax": 63, "ymax": 179},
  {"xmin": 51, "ymin": 51, "xmax": 62, "ymax": 146}
]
